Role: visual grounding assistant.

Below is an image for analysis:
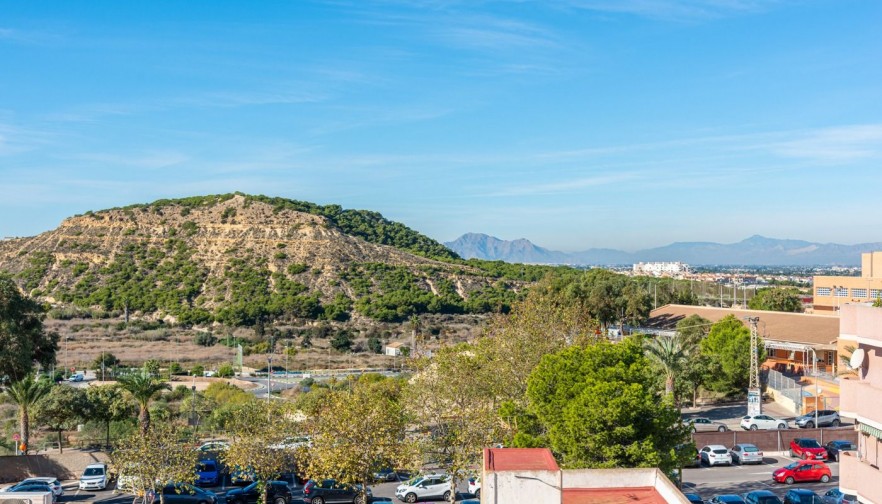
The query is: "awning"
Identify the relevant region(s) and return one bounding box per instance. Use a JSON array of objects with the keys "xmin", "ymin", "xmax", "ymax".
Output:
[{"xmin": 859, "ymin": 422, "xmax": 882, "ymax": 439}]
